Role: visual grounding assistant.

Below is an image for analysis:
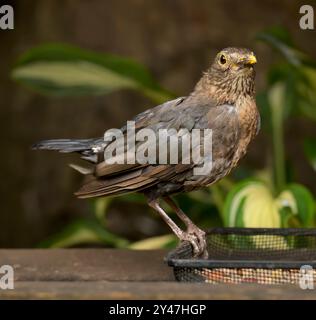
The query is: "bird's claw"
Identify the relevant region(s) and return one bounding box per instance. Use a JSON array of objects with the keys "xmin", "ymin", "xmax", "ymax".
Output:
[{"xmin": 180, "ymin": 227, "xmax": 208, "ymax": 259}]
